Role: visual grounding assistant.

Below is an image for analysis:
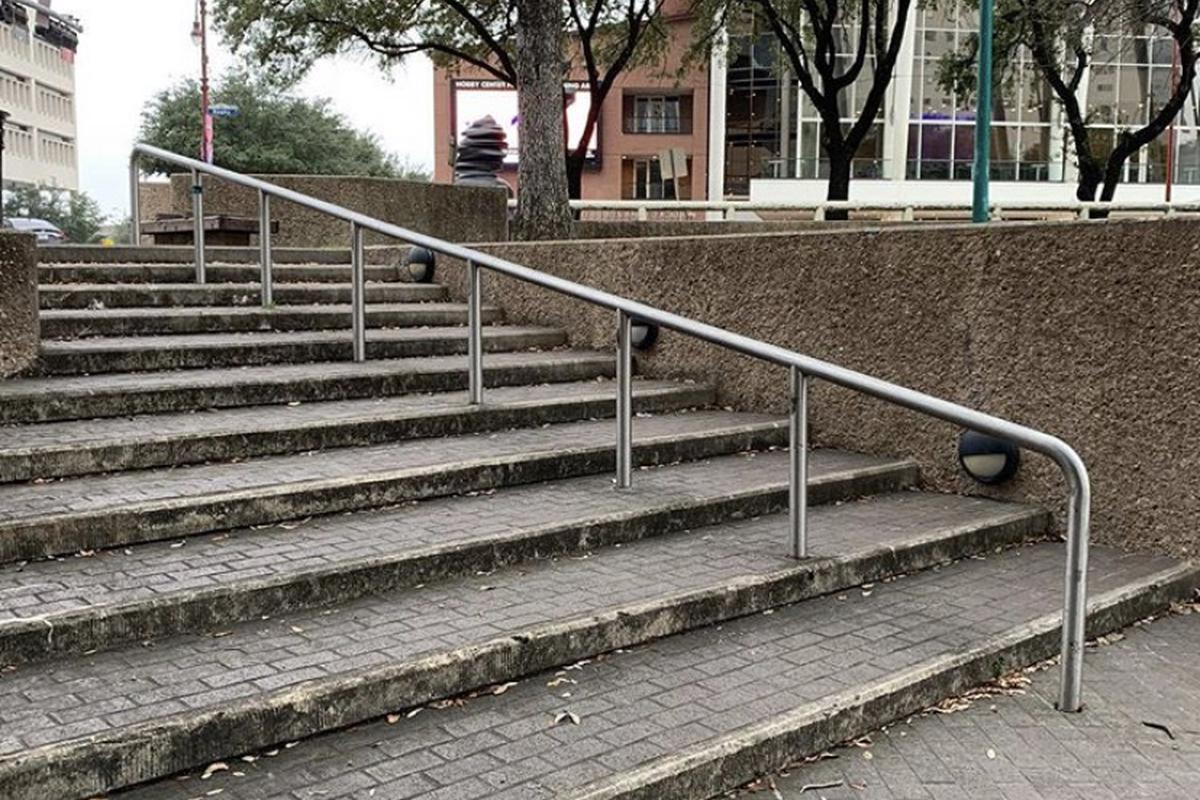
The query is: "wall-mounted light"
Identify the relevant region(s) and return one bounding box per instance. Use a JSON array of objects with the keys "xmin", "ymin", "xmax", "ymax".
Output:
[
  {"xmin": 958, "ymin": 430, "xmax": 1020, "ymax": 485},
  {"xmin": 630, "ymin": 318, "xmax": 658, "ymax": 350},
  {"xmin": 405, "ymin": 247, "xmax": 436, "ymax": 283}
]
